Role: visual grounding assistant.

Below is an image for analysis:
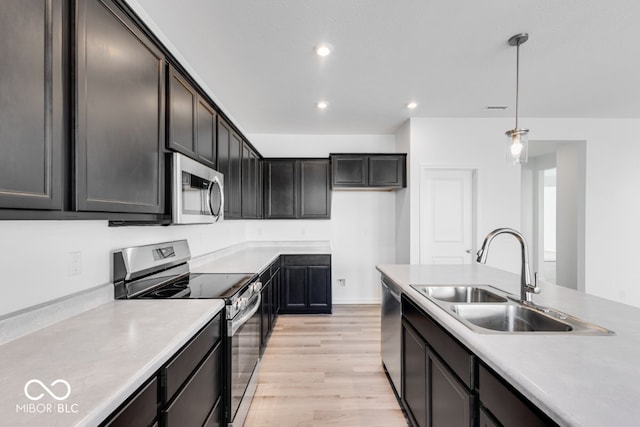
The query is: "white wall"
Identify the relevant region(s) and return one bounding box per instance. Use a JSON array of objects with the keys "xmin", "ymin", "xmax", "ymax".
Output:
[
  {"xmin": 394, "ymin": 121, "xmax": 411, "ymax": 263},
  {"xmin": 248, "ymin": 133, "xmax": 397, "ymax": 303},
  {"xmin": 402, "ymin": 118, "xmax": 523, "ymax": 274},
  {"xmin": 524, "ymin": 118, "xmax": 640, "ymax": 305},
  {"xmin": 0, "ymin": 221, "xmax": 247, "ymax": 317},
  {"xmin": 398, "ymin": 117, "xmax": 640, "ymax": 308},
  {"xmin": 556, "ymin": 142, "xmax": 586, "ymax": 291}
]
